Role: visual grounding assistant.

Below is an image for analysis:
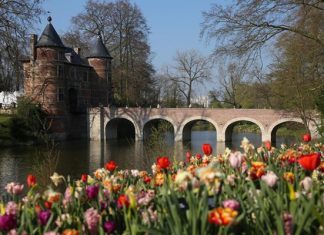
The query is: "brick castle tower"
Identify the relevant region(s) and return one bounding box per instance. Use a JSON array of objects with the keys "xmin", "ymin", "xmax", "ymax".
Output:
[{"xmin": 22, "ymin": 17, "xmax": 113, "ymax": 139}]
